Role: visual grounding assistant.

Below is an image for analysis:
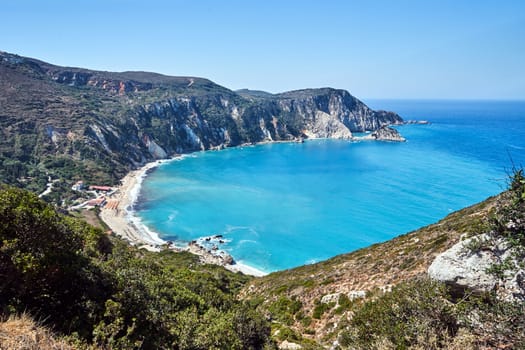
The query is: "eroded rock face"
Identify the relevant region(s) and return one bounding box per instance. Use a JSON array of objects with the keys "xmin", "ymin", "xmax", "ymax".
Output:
[
  {"xmin": 428, "ymin": 234, "xmax": 525, "ymax": 302},
  {"xmin": 302, "ymin": 111, "xmax": 353, "ymax": 139},
  {"xmin": 0, "ymin": 50, "xmax": 406, "ymax": 188}
]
